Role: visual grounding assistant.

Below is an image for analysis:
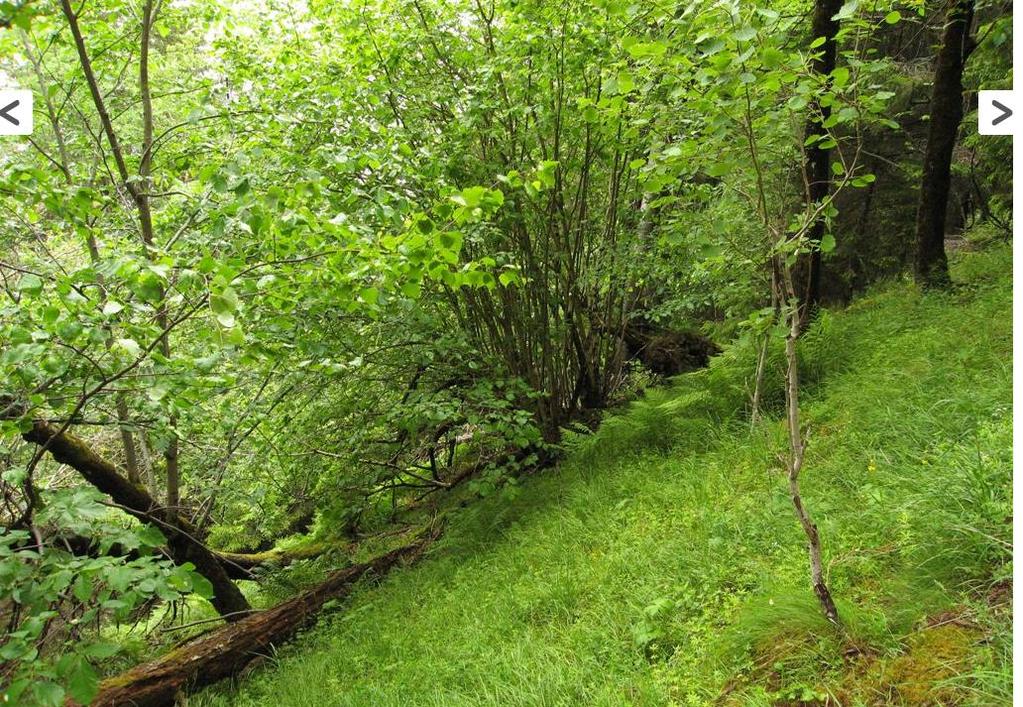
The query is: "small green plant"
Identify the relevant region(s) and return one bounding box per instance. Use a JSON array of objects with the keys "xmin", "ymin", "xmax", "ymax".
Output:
[{"xmin": 0, "ymin": 487, "xmax": 213, "ymax": 705}]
